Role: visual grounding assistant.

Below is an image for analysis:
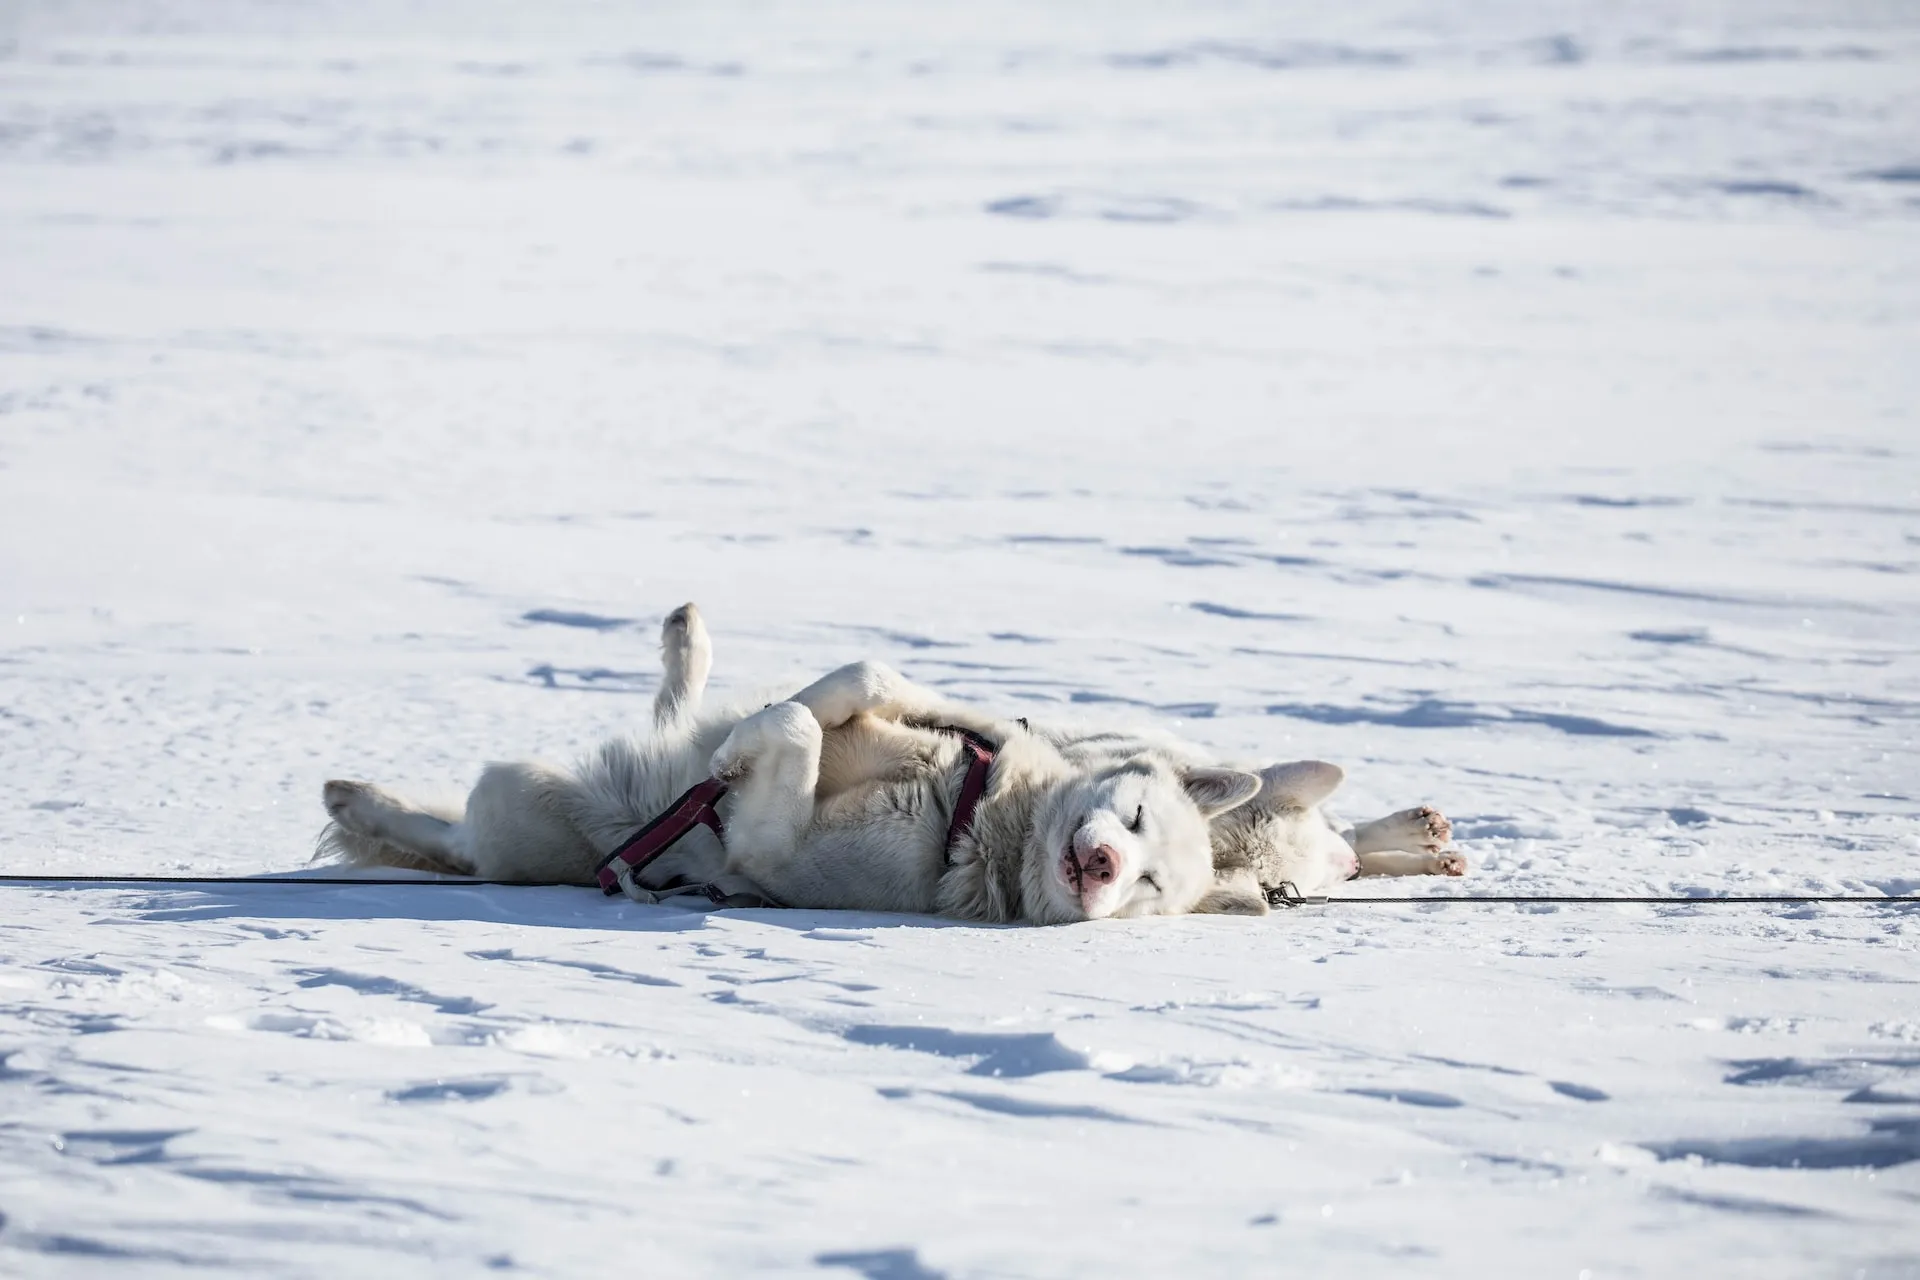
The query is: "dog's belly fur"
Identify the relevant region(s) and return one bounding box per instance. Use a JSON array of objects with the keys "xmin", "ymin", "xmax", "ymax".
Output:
[
  {"xmin": 766, "ymin": 761, "xmax": 952, "ymax": 912},
  {"xmin": 734, "ymin": 716, "xmax": 964, "ymax": 914}
]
